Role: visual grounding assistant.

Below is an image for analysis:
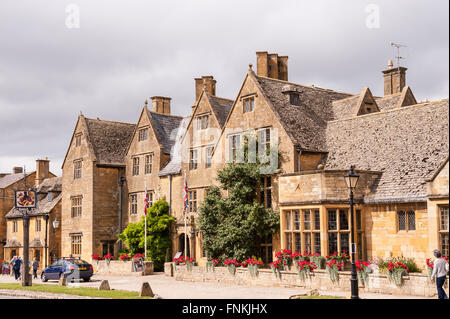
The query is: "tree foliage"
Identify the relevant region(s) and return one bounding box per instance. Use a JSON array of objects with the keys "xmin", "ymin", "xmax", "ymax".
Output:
[
  {"xmin": 198, "ymin": 162, "xmax": 280, "ymax": 261},
  {"xmin": 118, "ymin": 198, "xmax": 175, "ymax": 270}
]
